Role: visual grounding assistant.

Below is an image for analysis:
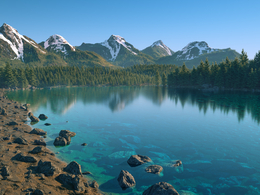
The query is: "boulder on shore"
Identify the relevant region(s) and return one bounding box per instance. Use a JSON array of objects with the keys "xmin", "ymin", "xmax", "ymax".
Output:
[
  {"xmin": 59, "ymin": 130, "xmax": 76, "ymax": 138},
  {"xmin": 143, "ymin": 182, "xmax": 179, "ymax": 195},
  {"xmin": 13, "ymin": 137, "xmax": 28, "ymax": 145},
  {"xmin": 34, "ymin": 139, "xmax": 47, "ymax": 146},
  {"xmin": 117, "ymin": 170, "xmax": 136, "ymax": 189},
  {"xmin": 127, "ymin": 154, "xmax": 151, "ymax": 167},
  {"xmin": 12, "ymin": 153, "xmax": 37, "ymax": 163},
  {"xmin": 36, "ymin": 160, "xmax": 58, "ymax": 176},
  {"xmin": 53, "ymin": 130, "xmax": 76, "ymax": 146},
  {"xmin": 30, "ymin": 115, "xmax": 39, "ymax": 122},
  {"xmin": 30, "ymin": 128, "xmax": 47, "ymax": 136},
  {"xmin": 38, "ymin": 114, "xmax": 48, "ymax": 120},
  {"xmin": 30, "ymin": 146, "xmax": 44, "ymax": 154},
  {"xmin": 145, "ymin": 165, "xmax": 163, "ymax": 174},
  {"xmin": 64, "ymin": 161, "xmax": 82, "ymax": 175}
]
